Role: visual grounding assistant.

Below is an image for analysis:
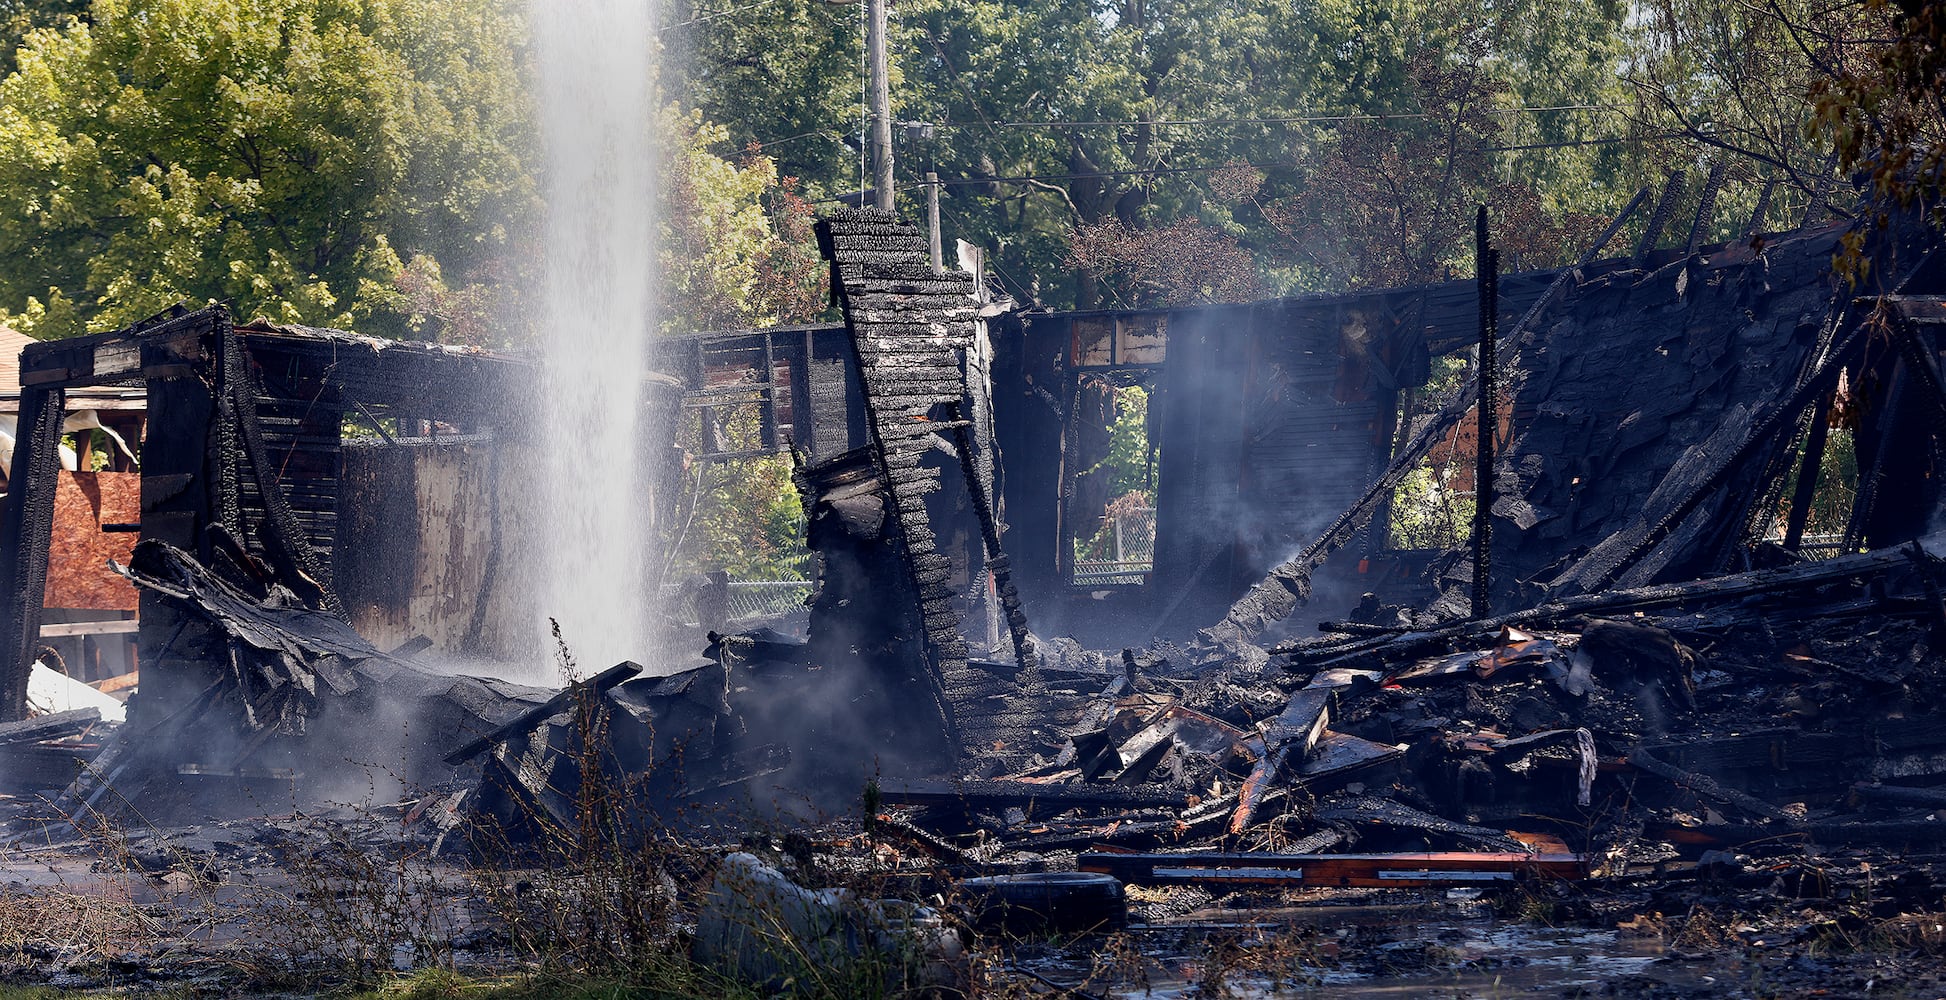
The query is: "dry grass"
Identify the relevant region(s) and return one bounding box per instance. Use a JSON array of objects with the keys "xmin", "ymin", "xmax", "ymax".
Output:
[{"xmin": 0, "ymin": 883, "xmax": 159, "ymax": 966}]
